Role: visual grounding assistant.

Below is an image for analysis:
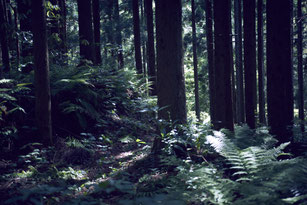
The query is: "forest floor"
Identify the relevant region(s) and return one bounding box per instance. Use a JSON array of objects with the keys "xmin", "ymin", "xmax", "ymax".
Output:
[{"xmin": 0, "ymin": 127, "xmax": 186, "ymax": 205}]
